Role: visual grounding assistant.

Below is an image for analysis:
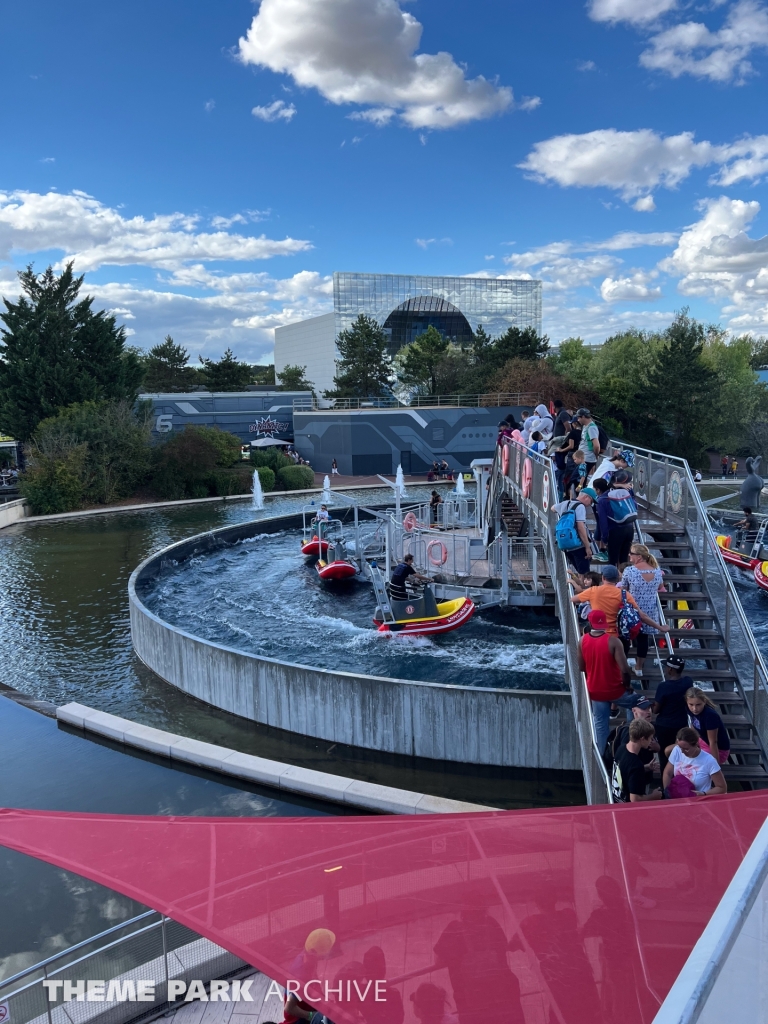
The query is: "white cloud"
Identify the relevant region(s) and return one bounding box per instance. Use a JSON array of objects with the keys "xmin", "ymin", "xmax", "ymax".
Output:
[
  {"xmin": 0, "ymin": 190, "xmax": 311, "ymax": 272},
  {"xmin": 520, "ymin": 128, "xmax": 715, "ymax": 199},
  {"xmin": 577, "ymin": 59, "xmax": 598, "ymax": 71},
  {"xmin": 600, "ymin": 271, "xmax": 662, "ymax": 301},
  {"xmin": 588, "ymin": 0, "xmax": 678, "ymax": 26},
  {"xmin": 237, "ymin": 0, "xmax": 513, "ymax": 129},
  {"xmin": 633, "ymin": 195, "xmax": 656, "ymax": 212},
  {"xmin": 415, "ymin": 237, "xmax": 452, "ymax": 249},
  {"xmin": 210, "ymin": 210, "xmax": 271, "ymax": 229},
  {"xmin": 204, "ymin": 99, "xmax": 215, "ymax": 112},
  {"xmin": 639, "ymin": 0, "xmax": 768, "ymax": 83},
  {"xmin": 251, "ymin": 99, "xmax": 297, "ymax": 122},
  {"xmin": 584, "ymin": 229, "xmax": 679, "ymax": 249},
  {"xmin": 504, "ymin": 243, "xmax": 619, "ymax": 291},
  {"xmin": 520, "ymin": 128, "xmax": 768, "ymax": 203}
]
